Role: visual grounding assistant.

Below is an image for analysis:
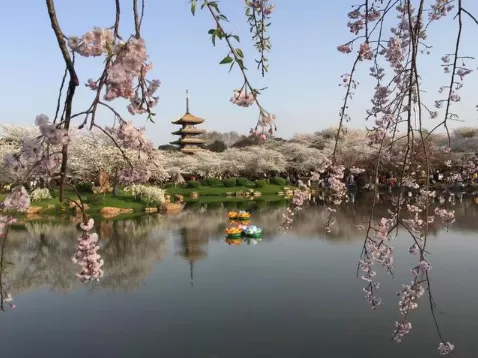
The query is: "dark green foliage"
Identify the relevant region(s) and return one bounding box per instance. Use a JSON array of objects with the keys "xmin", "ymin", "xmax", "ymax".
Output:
[
  {"xmin": 87, "ymin": 194, "xmax": 104, "ymax": 205},
  {"xmin": 223, "ymin": 178, "xmax": 237, "ymax": 187},
  {"xmin": 270, "ymin": 177, "xmax": 286, "ymax": 186},
  {"xmin": 236, "ymin": 177, "xmax": 248, "ymax": 186},
  {"xmin": 188, "ymin": 180, "xmax": 201, "ymax": 188},
  {"xmin": 255, "ymin": 179, "xmax": 267, "ymax": 188},
  {"xmin": 206, "ymin": 177, "xmax": 222, "ymax": 186},
  {"xmin": 75, "ymin": 182, "xmax": 93, "ymax": 193}
]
